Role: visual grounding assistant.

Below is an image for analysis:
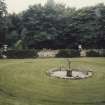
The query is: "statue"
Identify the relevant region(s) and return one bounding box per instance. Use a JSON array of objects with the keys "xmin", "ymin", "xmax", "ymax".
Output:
[
  {"xmin": 0, "ymin": 44, "xmax": 8, "ymax": 59},
  {"xmin": 78, "ymin": 44, "xmax": 82, "ymax": 51}
]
